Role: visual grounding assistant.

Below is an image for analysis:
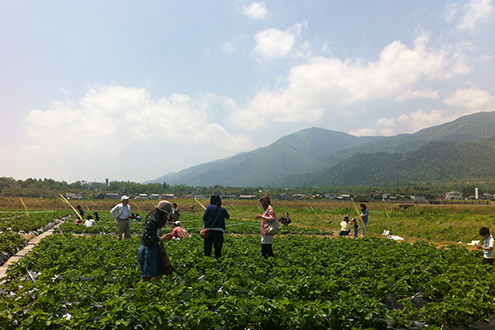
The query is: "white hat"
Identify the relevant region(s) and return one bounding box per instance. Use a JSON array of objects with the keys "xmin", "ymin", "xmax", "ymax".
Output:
[
  {"xmin": 121, "ymin": 195, "xmax": 130, "ymax": 201},
  {"xmin": 174, "ymin": 221, "xmax": 181, "ymax": 226}
]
